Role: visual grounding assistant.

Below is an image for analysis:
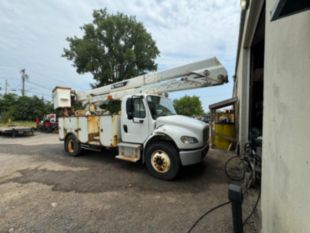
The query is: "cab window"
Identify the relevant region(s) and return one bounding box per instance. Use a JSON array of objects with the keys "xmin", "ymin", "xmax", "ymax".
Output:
[
  {"xmin": 133, "ymin": 98, "xmax": 146, "ymax": 118},
  {"xmin": 126, "ymin": 98, "xmax": 146, "ymax": 118}
]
